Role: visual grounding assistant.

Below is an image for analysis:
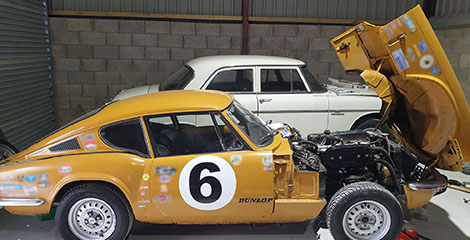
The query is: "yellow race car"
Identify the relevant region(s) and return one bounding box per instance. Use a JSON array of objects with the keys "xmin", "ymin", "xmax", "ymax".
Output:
[{"xmin": 0, "ymin": 5, "xmax": 468, "ymax": 240}]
